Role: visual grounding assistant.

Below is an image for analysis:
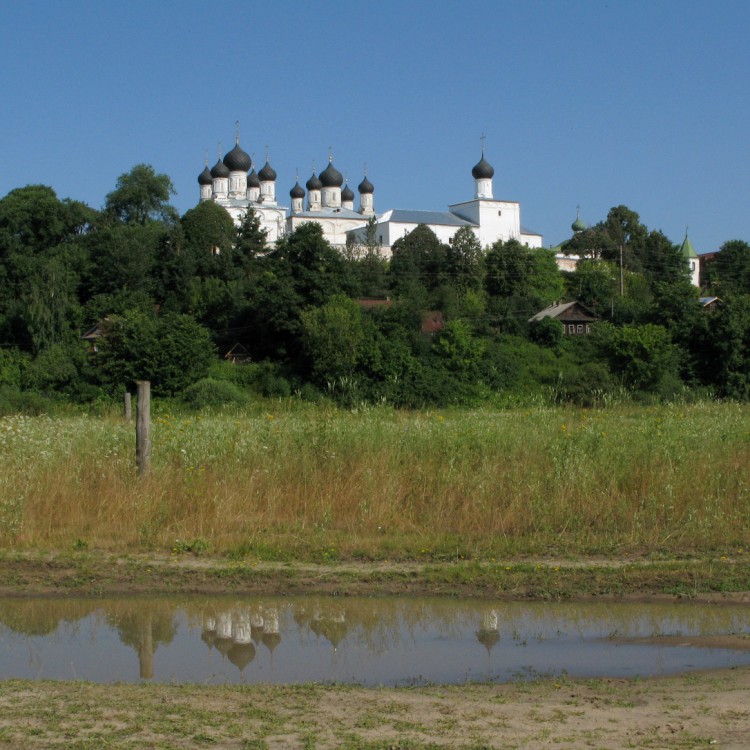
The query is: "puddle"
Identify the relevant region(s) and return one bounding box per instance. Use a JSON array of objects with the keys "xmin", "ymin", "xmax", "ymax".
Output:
[{"xmin": 1, "ymin": 596, "xmax": 749, "ymax": 685}]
